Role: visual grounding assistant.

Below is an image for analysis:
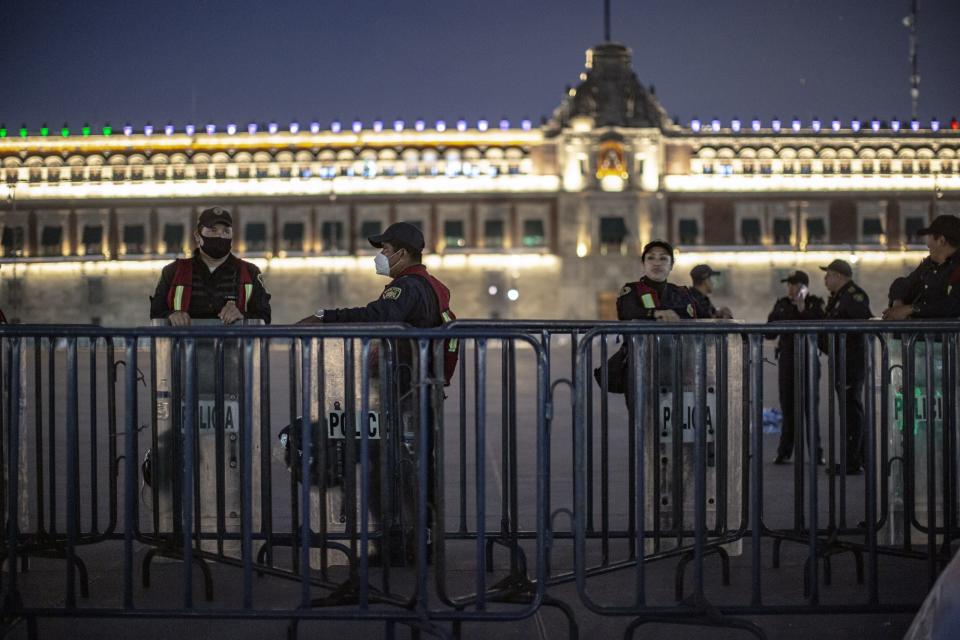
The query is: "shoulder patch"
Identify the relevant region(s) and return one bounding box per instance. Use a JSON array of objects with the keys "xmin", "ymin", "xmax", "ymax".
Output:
[
  {"xmin": 618, "ymin": 286, "xmax": 632, "ymax": 297},
  {"xmin": 382, "ymin": 286, "xmax": 402, "ymax": 300}
]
